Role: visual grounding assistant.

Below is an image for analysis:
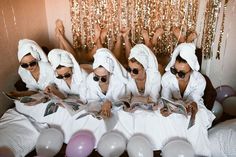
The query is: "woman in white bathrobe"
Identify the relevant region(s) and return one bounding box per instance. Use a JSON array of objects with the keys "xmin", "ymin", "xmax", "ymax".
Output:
[
  {"xmin": 44, "ymin": 49, "xmax": 104, "ymax": 143},
  {"xmin": 126, "ymin": 44, "xmax": 161, "ymax": 102},
  {"xmin": 11, "ymin": 39, "xmax": 54, "ymax": 97},
  {"xmin": 161, "ymin": 43, "xmax": 215, "ymax": 156},
  {"xmin": 86, "ymin": 48, "xmax": 129, "ymax": 118},
  {"xmin": 115, "ymin": 44, "xmax": 164, "ymax": 148},
  {"xmin": 46, "ymin": 49, "xmax": 87, "ymax": 103}
]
